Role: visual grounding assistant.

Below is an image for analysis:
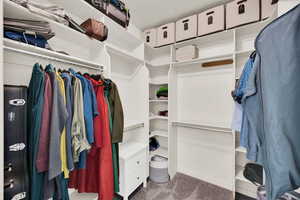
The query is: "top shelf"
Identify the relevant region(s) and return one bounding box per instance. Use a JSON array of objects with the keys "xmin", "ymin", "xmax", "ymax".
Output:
[
  {"xmin": 4, "ymin": 38, "xmax": 102, "ymax": 70},
  {"xmin": 51, "ymin": 0, "xmax": 143, "ymax": 50},
  {"xmin": 3, "ymin": 0, "xmax": 98, "ymax": 49}
]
